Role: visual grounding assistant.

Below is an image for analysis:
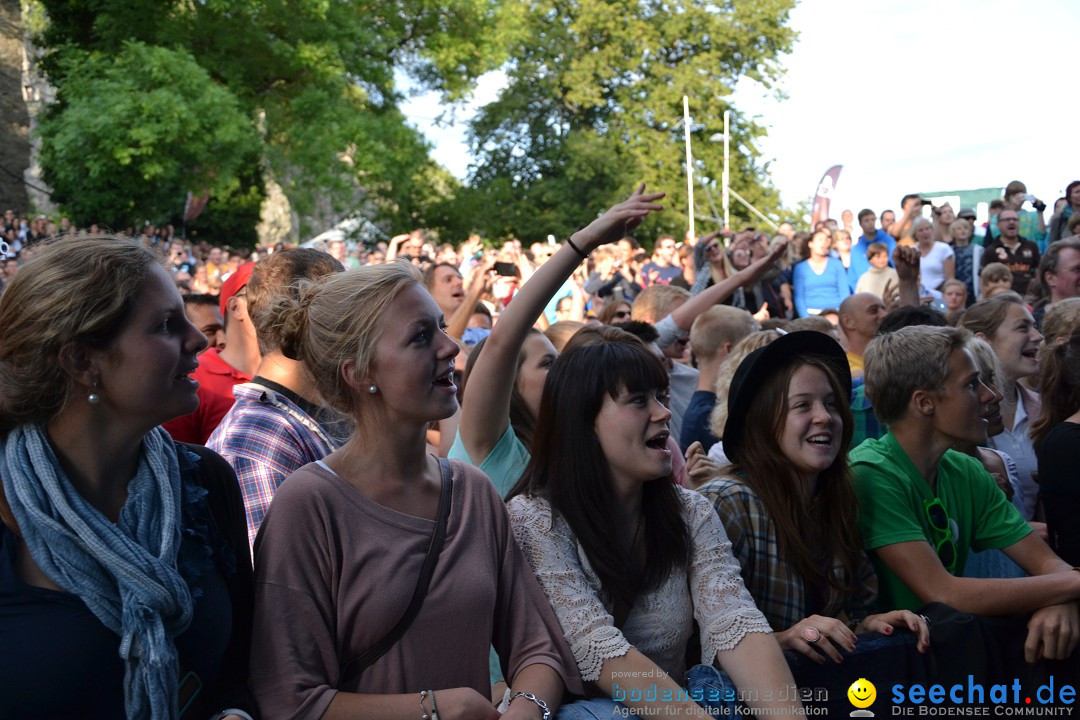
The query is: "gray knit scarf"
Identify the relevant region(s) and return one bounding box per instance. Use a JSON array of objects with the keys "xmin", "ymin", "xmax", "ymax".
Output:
[{"xmin": 0, "ymin": 424, "xmax": 193, "ymax": 720}]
